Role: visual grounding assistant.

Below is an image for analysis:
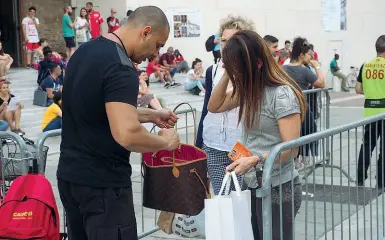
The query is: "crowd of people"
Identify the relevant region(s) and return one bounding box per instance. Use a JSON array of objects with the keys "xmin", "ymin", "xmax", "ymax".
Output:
[{"xmin": 2, "ymin": 3, "xmax": 379, "ymax": 239}]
